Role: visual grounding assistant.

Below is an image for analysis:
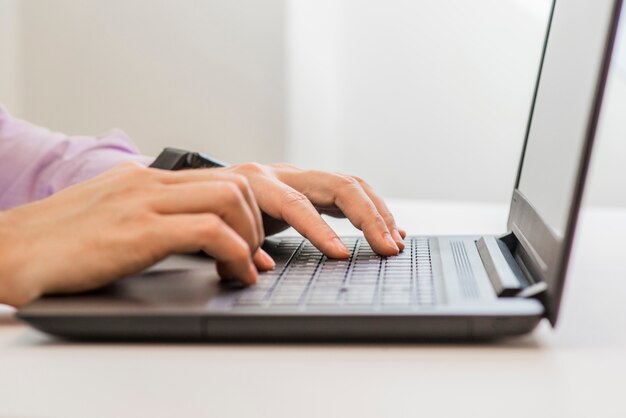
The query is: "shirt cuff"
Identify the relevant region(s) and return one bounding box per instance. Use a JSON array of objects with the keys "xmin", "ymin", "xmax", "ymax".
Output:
[
  {"xmin": 47, "ymin": 129, "xmax": 156, "ymax": 194},
  {"xmin": 65, "ymin": 129, "xmax": 156, "ymax": 187}
]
